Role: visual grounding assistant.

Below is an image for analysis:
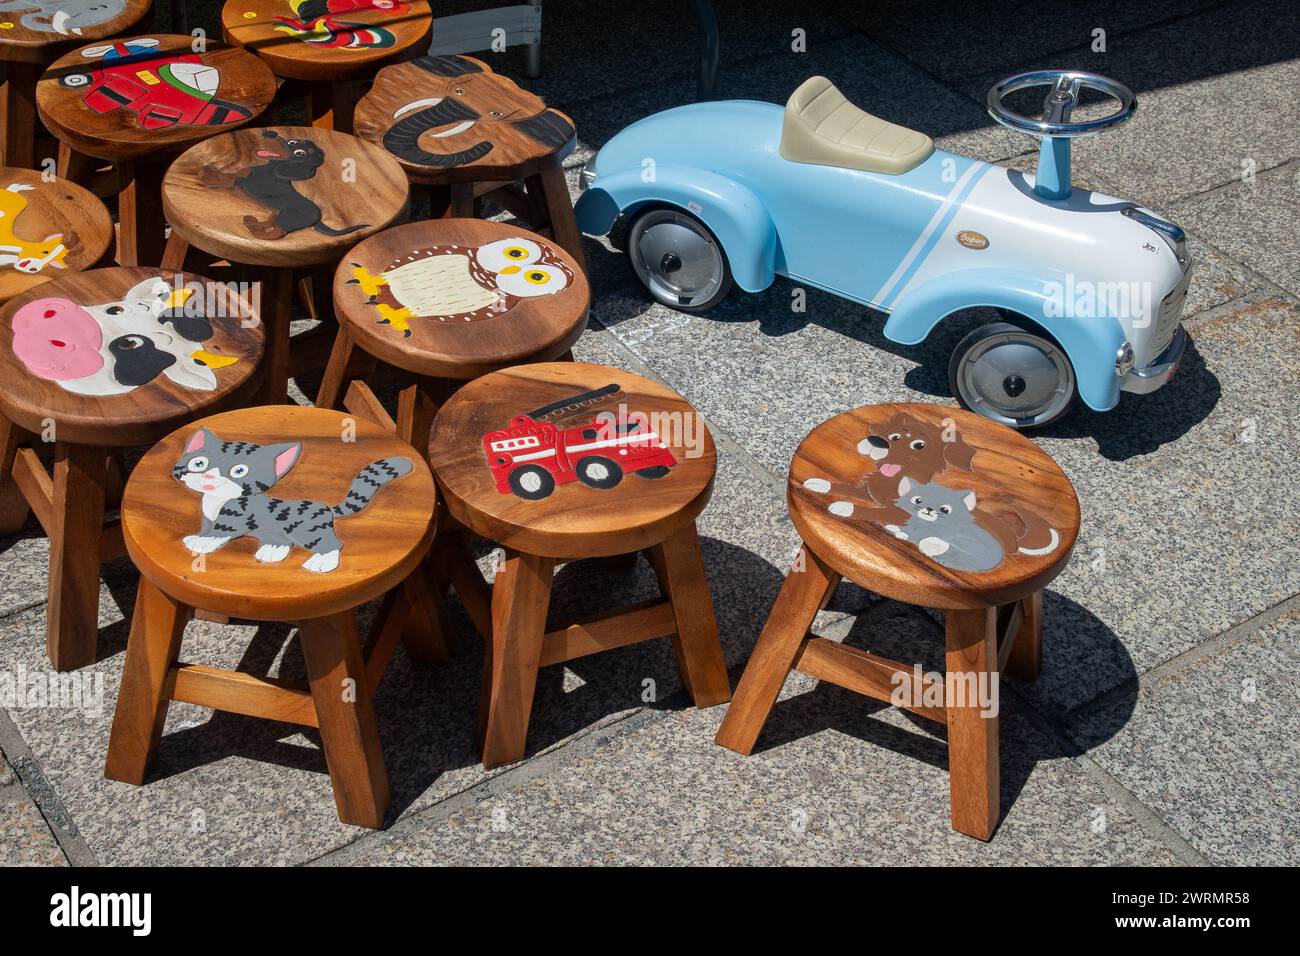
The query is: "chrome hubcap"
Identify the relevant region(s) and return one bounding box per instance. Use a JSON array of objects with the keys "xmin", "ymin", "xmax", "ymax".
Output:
[
  {"xmin": 958, "ymin": 332, "xmax": 1075, "ymax": 426},
  {"xmin": 629, "ymin": 210, "xmax": 724, "ymax": 306}
]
